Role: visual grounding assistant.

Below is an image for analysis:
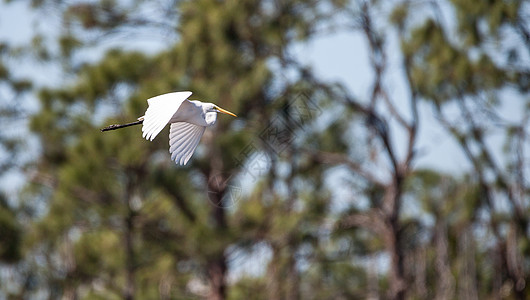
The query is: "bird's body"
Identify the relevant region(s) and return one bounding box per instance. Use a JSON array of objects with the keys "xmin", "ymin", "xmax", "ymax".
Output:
[
  {"xmin": 101, "ymin": 91, "xmax": 236, "ymax": 165},
  {"xmin": 169, "ymin": 100, "xmax": 218, "ymax": 127}
]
